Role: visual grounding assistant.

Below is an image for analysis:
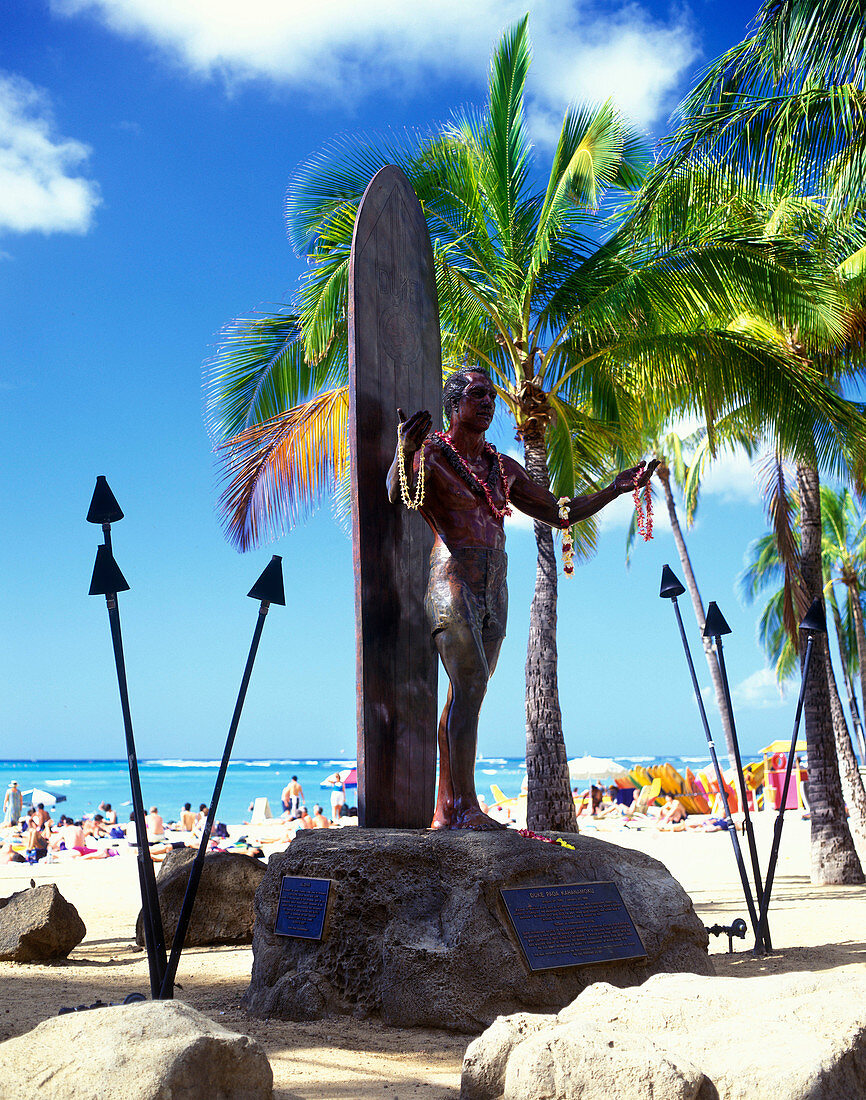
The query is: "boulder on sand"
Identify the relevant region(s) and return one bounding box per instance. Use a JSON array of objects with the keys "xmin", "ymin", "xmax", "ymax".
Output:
[
  {"xmin": 461, "ymin": 970, "xmax": 866, "ymax": 1099},
  {"xmin": 245, "ymin": 828, "xmax": 712, "ymax": 1032},
  {"xmin": 0, "ymin": 882, "xmax": 86, "ymax": 962},
  {"xmin": 135, "ymin": 848, "xmax": 266, "ymax": 947},
  {"xmin": 0, "ymin": 999, "xmax": 273, "ymax": 1099}
]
